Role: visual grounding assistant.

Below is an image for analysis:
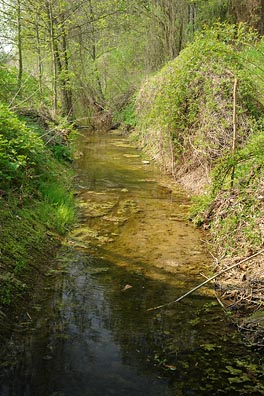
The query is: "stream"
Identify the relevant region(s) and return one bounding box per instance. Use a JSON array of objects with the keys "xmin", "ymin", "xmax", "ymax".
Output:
[{"xmin": 0, "ymin": 131, "xmax": 263, "ymax": 395}]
